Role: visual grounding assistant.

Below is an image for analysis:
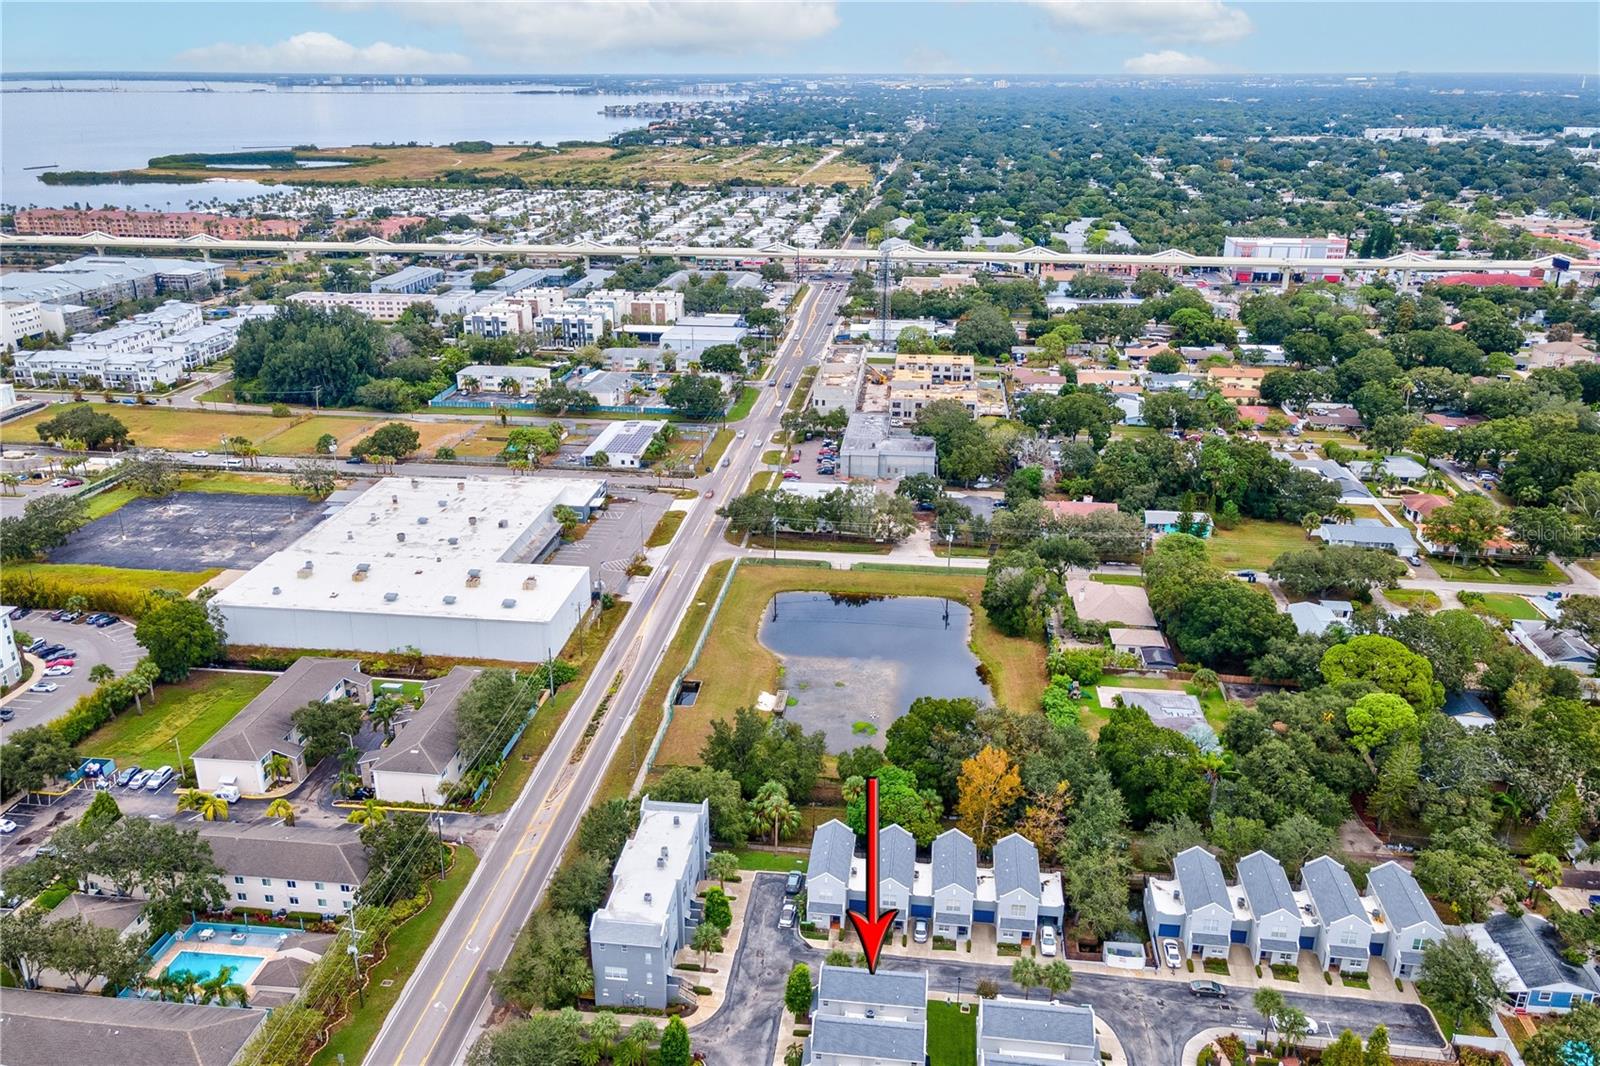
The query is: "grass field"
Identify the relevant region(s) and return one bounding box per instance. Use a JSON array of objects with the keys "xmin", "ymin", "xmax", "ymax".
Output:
[
  {"xmin": 1206, "ymin": 519, "xmax": 1315, "ymax": 570},
  {"xmin": 73, "ymin": 671, "xmax": 274, "ymax": 768},
  {"xmin": 699, "ymin": 428, "xmax": 736, "ymax": 472},
  {"xmin": 731, "ymin": 848, "xmax": 807, "ymax": 872},
  {"xmin": 1430, "ymin": 558, "xmax": 1569, "ymax": 585},
  {"xmin": 645, "ymin": 509, "xmax": 687, "ymax": 548},
  {"xmin": 69, "ymin": 143, "xmax": 871, "ymax": 189},
  {"xmin": 310, "ymin": 845, "xmax": 480, "ymax": 1066},
  {"xmin": 1091, "ymin": 572, "xmax": 1144, "ymax": 586},
  {"xmin": 1383, "ymin": 588, "xmax": 1441, "ymax": 611},
  {"xmin": 926, "ymin": 1001, "xmax": 978, "ymax": 1066},
  {"xmin": 1473, "ymin": 592, "xmax": 1542, "ymax": 621},
  {"xmin": 652, "ymin": 562, "xmax": 1048, "ymax": 767},
  {"xmin": 726, "ymin": 386, "xmax": 761, "ymax": 422},
  {"xmin": 3, "ymin": 562, "xmax": 220, "ymax": 597}
]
